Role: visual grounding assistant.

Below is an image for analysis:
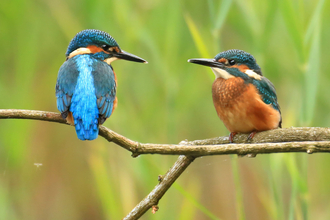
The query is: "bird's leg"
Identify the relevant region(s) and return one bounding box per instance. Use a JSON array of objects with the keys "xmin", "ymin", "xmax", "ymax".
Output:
[
  {"xmin": 98, "ymin": 116, "xmax": 106, "ymax": 125},
  {"xmin": 247, "ymin": 131, "xmax": 257, "ymax": 141},
  {"xmin": 61, "ymin": 111, "xmax": 68, "ymax": 119},
  {"xmin": 229, "ymin": 132, "xmax": 237, "ymax": 143}
]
